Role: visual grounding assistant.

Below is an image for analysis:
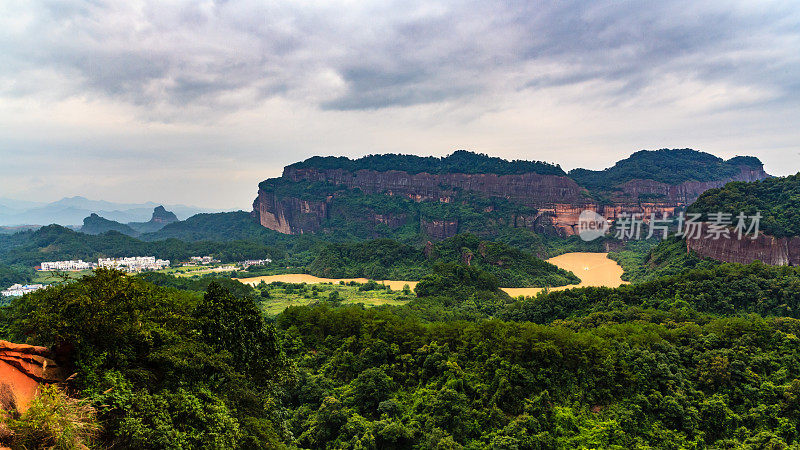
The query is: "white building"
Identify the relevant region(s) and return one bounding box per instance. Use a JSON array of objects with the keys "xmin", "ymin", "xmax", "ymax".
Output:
[
  {"xmin": 40, "ymin": 260, "xmax": 95, "ymax": 271},
  {"xmin": 240, "ymin": 258, "xmax": 272, "ymax": 268},
  {"xmin": 189, "ymin": 256, "xmax": 219, "ymax": 265},
  {"xmin": 98, "ymin": 256, "xmax": 170, "ymax": 272},
  {"xmin": 2, "ymin": 284, "xmax": 46, "ymax": 297}
]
